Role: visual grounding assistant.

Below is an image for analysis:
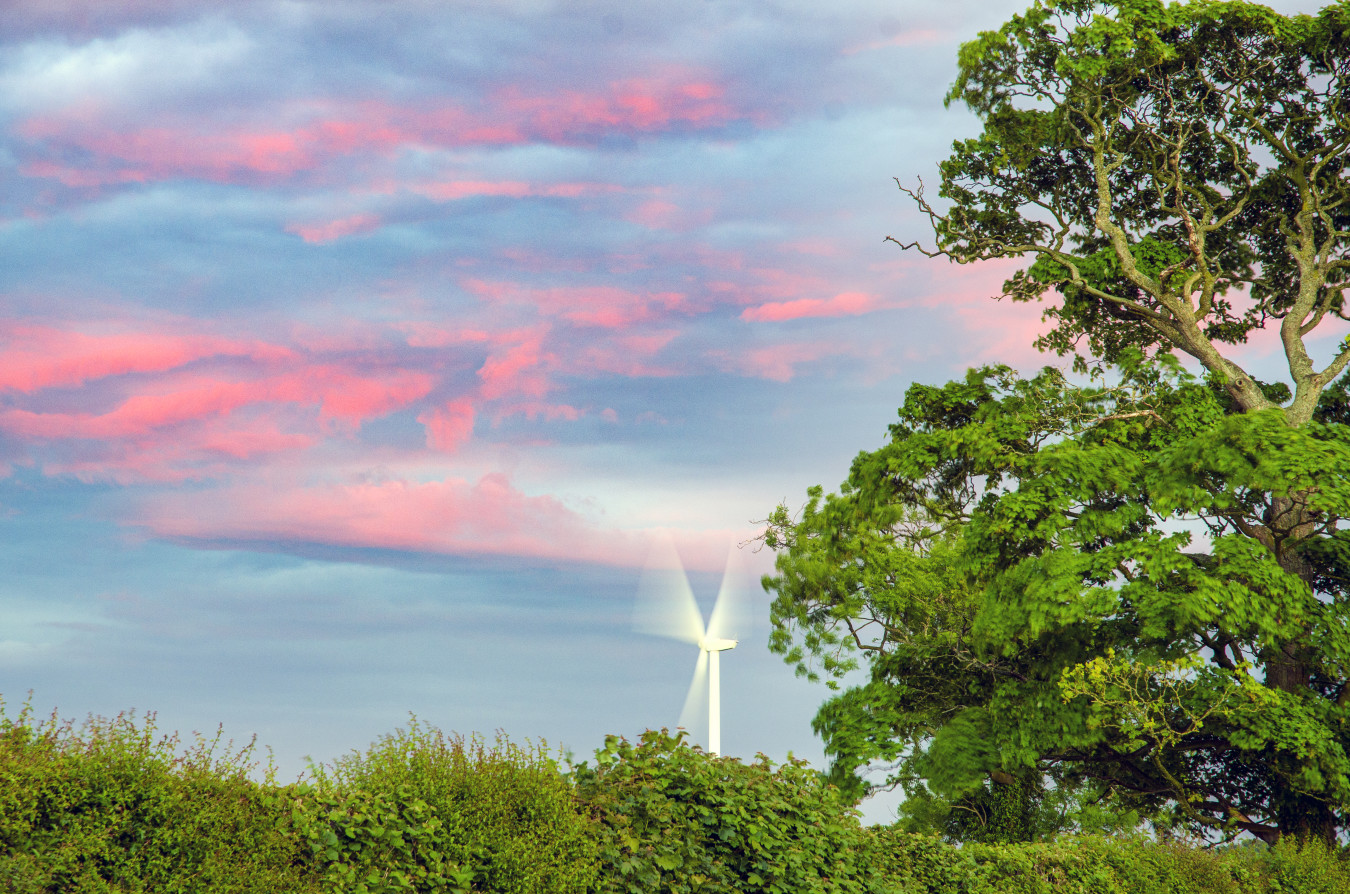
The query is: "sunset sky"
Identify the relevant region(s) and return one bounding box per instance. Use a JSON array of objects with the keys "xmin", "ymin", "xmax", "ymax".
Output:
[{"xmin": 0, "ymin": 0, "xmax": 1325, "ymax": 821}]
